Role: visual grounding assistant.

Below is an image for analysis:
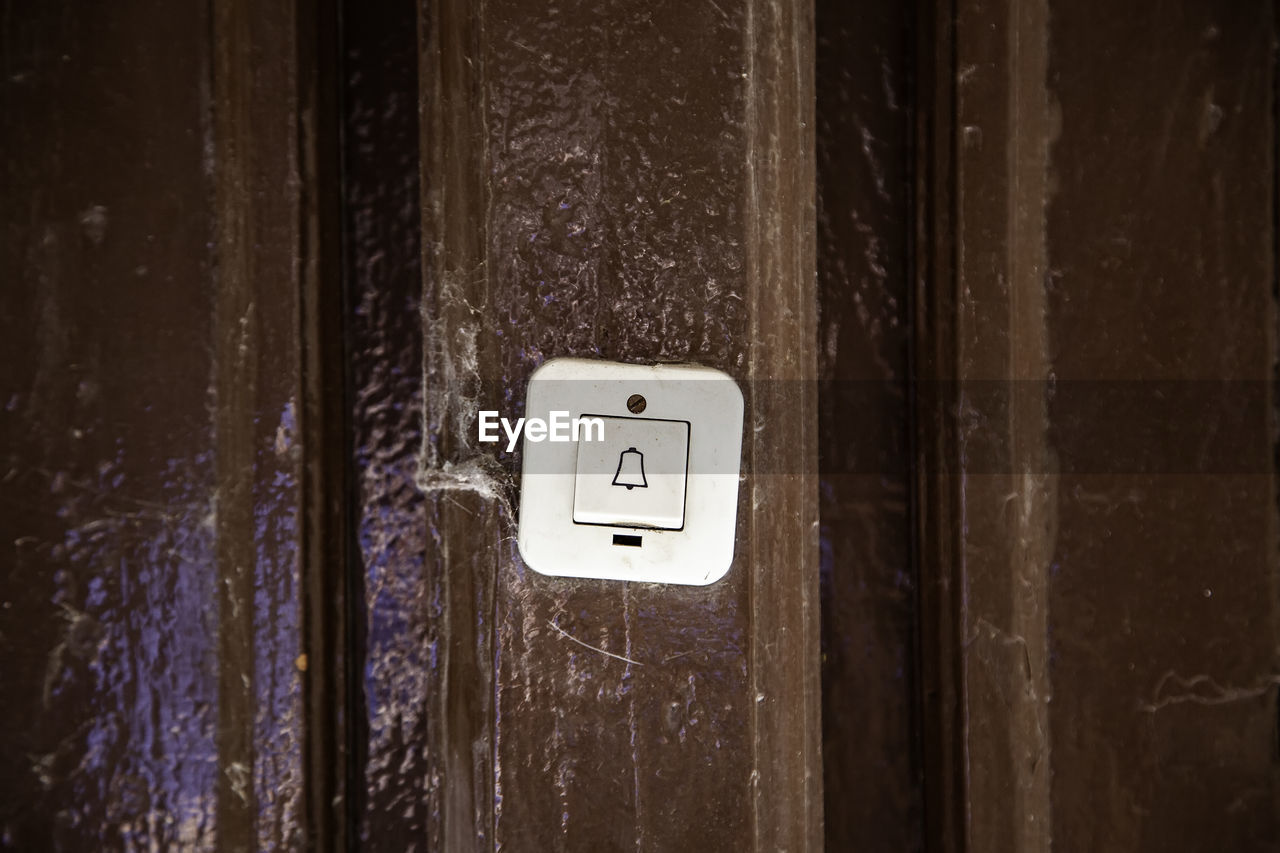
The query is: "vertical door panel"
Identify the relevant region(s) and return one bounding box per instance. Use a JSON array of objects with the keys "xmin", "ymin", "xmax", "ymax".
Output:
[
  {"xmin": 1045, "ymin": 4, "xmax": 1279, "ymax": 848},
  {"xmin": 916, "ymin": 1, "xmax": 1280, "ymax": 850},
  {"xmin": 355, "ymin": 0, "xmax": 824, "ymax": 849},
  {"xmin": 815, "ymin": 0, "xmax": 921, "ymax": 848},
  {"xmin": 1, "ymin": 0, "xmax": 316, "ymax": 848}
]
